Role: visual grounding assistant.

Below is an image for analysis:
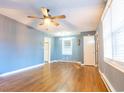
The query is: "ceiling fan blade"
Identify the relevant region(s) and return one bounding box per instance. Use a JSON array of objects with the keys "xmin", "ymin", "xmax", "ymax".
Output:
[
  {"xmin": 39, "ymin": 23, "xmax": 44, "ymax": 25},
  {"xmin": 27, "ymin": 16, "xmax": 38, "ymax": 18},
  {"xmin": 27, "ymin": 16, "xmax": 43, "ymax": 19},
  {"xmin": 41, "ymin": 7, "xmax": 49, "ymax": 17},
  {"xmin": 52, "ymin": 21, "xmax": 60, "ymax": 26},
  {"xmin": 51, "ymin": 15, "xmax": 66, "ymax": 19}
]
